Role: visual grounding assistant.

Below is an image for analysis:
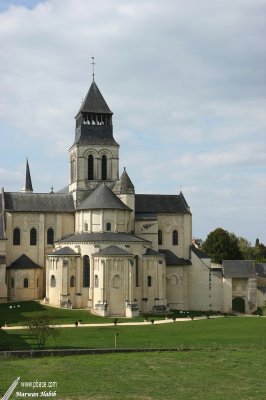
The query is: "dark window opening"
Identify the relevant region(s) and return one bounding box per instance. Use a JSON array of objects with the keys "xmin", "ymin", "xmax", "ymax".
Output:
[
  {"xmin": 30, "ymin": 228, "xmax": 37, "ymax": 246},
  {"xmin": 83, "ymin": 255, "xmax": 90, "ymax": 287},
  {"xmin": 70, "ymin": 275, "xmax": 75, "ymax": 287},
  {"xmin": 172, "ymin": 230, "xmax": 178, "ymax": 246},
  {"xmin": 158, "ymin": 229, "xmax": 163, "ymax": 245},
  {"xmin": 135, "ymin": 255, "xmax": 139, "ymax": 287},
  {"xmin": 13, "ymin": 228, "xmax": 20, "ymax": 245},
  {"xmin": 148, "ymin": 275, "xmax": 152, "ymax": 287},
  {"xmin": 50, "ymin": 275, "xmax": 56, "ymax": 287},
  {"xmin": 24, "ymin": 278, "xmax": 29, "ymax": 288},
  {"xmin": 47, "ymin": 228, "xmax": 54, "ymax": 245},
  {"xmin": 106, "ymin": 222, "xmax": 111, "ymax": 231},
  {"xmin": 101, "ymin": 155, "xmax": 107, "ymax": 180},
  {"xmin": 88, "ymin": 155, "xmax": 94, "ymax": 180}
]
